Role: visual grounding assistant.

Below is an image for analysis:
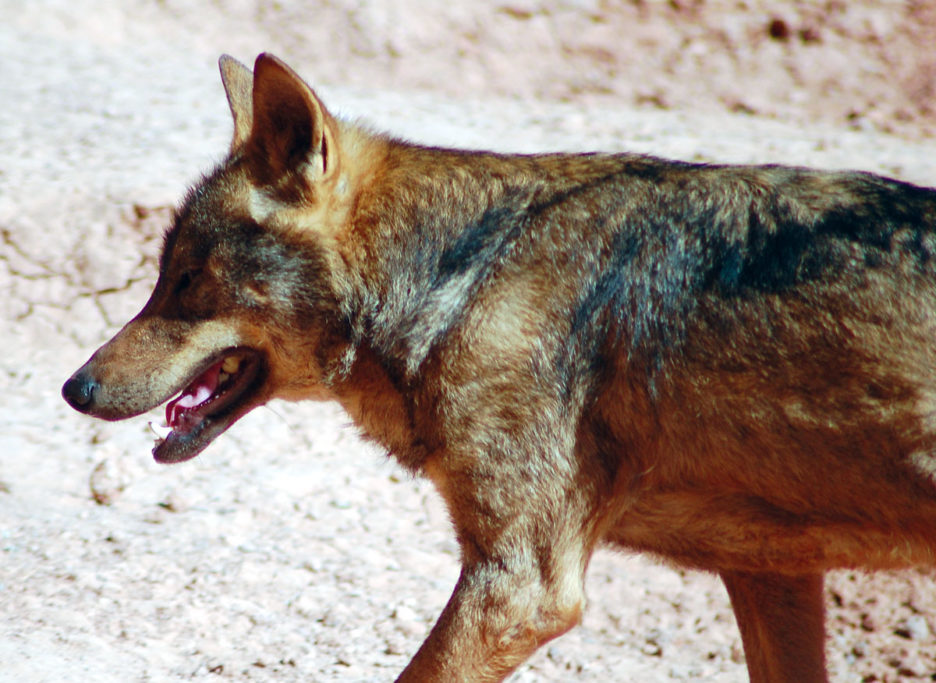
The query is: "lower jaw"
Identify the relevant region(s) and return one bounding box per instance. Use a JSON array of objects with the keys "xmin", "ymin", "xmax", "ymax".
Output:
[{"xmin": 152, "ymin": 418, "xmax": 215, "ymax": 464}]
